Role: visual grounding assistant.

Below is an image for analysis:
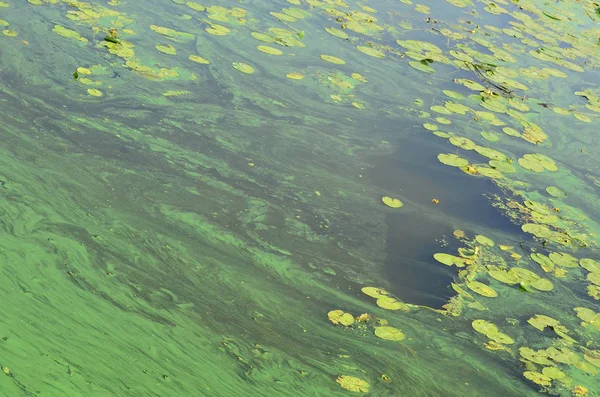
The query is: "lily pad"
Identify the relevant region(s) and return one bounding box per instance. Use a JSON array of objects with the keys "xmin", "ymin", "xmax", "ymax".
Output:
[
  {"xmin": 409, "ymin": 61, "xmax": 434, "ymax": 73},
  {"xmin": 286, "ymin": 72, "xmax": 304, "ymax": 80},
  {"xmin": 438, "ymin": 153, "xmax": 469, "ymax": 167},
  {"xmin": 361, "ymin": 286, "xmax": 389, "ymax": 299},
  {"xmin": 233, "ymin": 62, "xmax": 255, "ymax": 74},
  {"xmin": 376, "ymin": 296, "xmax": 409, "ymax": 311},
  {"xmin": 523, "ymin": 371, "xmax": 552, "ymax": 387},
  {"xmin": 546, "ymin": 186, "xmax": 566, "ymax": 198},
  {"xmin": 580, "ymin": 258, "xmax": 600, "ymax": 273},
  {"xmin": 189, "ymin": 55, "xmax": 210, "ymax": 64},
  {"xmin": 87, "ymin": 88, "xmax": 103, "ymax": 97},
  {"xmin": 336, "ymin": 375, "xmax": 369, "ymax": 392},
  {"xmin": 320, "ymin": 55, "xmax": 346, "ymax": 65},
  {"xmin": 549, "ymin": 252, "xmax": 579, "ymax": 268},
  {"xmin": 325, "ymin": 27, "xmax": 349, "ymax": 39},
  {"xmin": 382, "ymin": 196, "xmax": 403, "ymax": 208},
  {"xmin": 374, "ymin": 326, "xmax": 405, "ymax": 341},
  {"xmin": 328, "ymin": 310, "xmax": 355, "ymax": 326},
  {"xmin": 357, "ymin": 46, "xmax": 385, "ymax": 58},
  {"xmin": 257, "ymin": 45, "xmax": 283, "ymax": 55},
  {"xmin": 466, "ymin": 281, "xmax": 498, "ymax": 297},
  {"xmin": 475, "ymin": 235, "xmax": 494, "ymax": 246},
  {"xmin": 433, "ymin": 253, "xmax": 466, "ymax": 267},
  {"xmin": 488, "ymin": 269, "xmax": 519, "ymax": 284}
]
